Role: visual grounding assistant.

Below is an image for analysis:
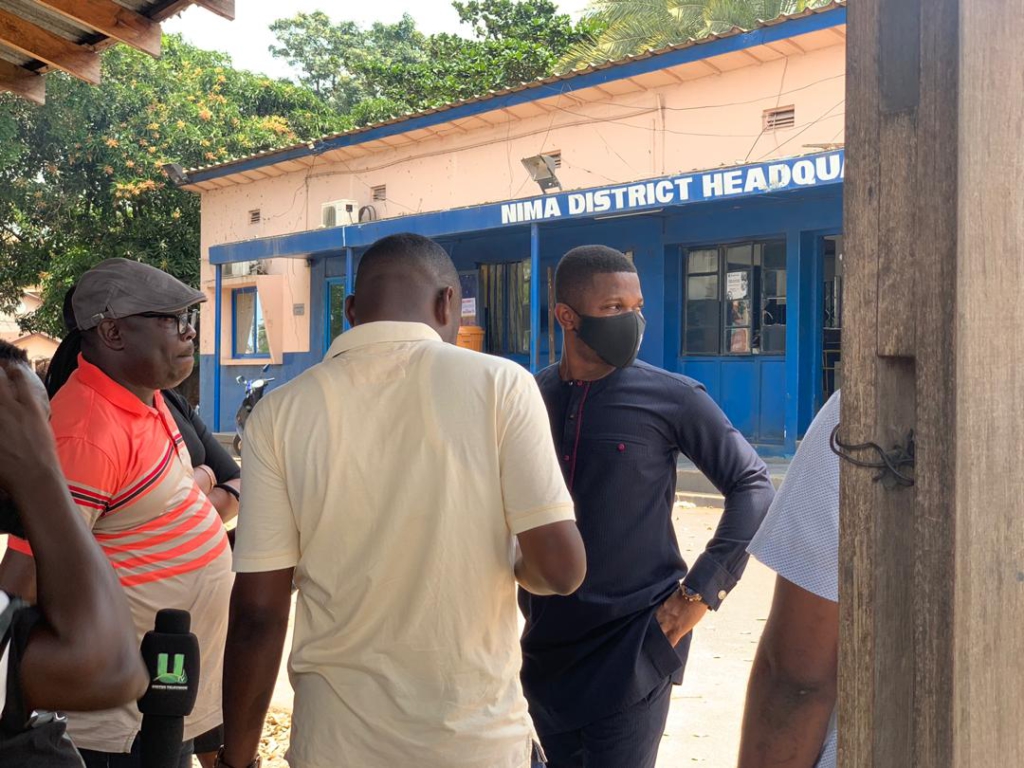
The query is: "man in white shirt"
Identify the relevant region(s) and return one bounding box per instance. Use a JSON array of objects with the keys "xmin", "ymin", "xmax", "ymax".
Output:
[
  {"xmin": 738, "ymin": 391, "xmax": 841, "ymax": 768},
  {"xmin": 219, "ymin": 233, "xmax": 586, "ymax": 768}
]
